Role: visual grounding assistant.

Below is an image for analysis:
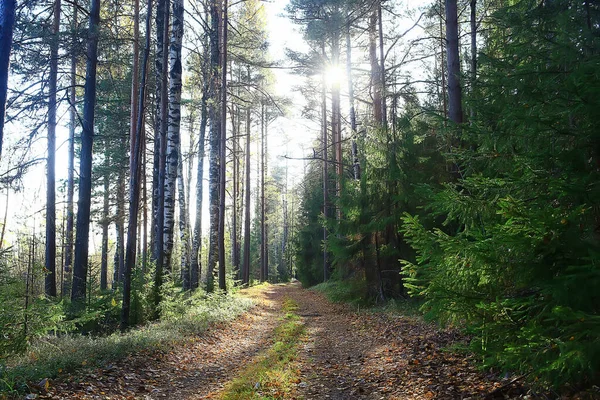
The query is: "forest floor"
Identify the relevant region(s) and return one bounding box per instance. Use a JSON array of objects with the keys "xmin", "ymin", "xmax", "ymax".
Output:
[{"xmin": 34, "ymin": 283, "xmax": 533, "ymax": 399}]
